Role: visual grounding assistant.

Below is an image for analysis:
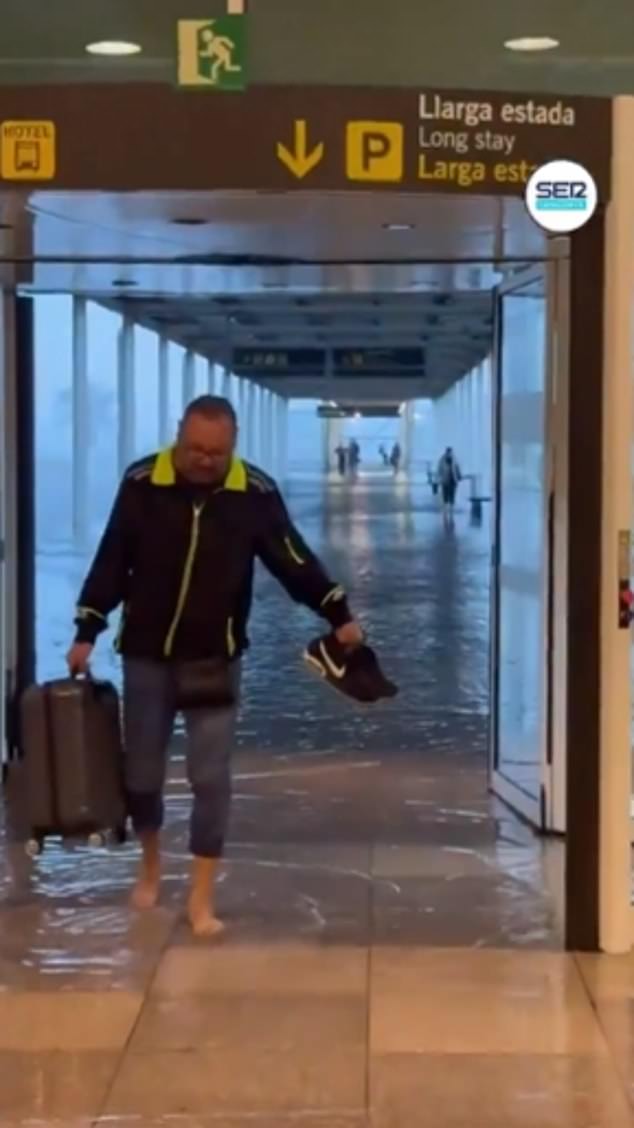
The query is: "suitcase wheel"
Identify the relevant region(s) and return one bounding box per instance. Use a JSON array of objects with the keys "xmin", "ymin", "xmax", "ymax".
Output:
[{"xmin": 25, "ymin": 835, "xmax": 44, "ymax": 858}]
